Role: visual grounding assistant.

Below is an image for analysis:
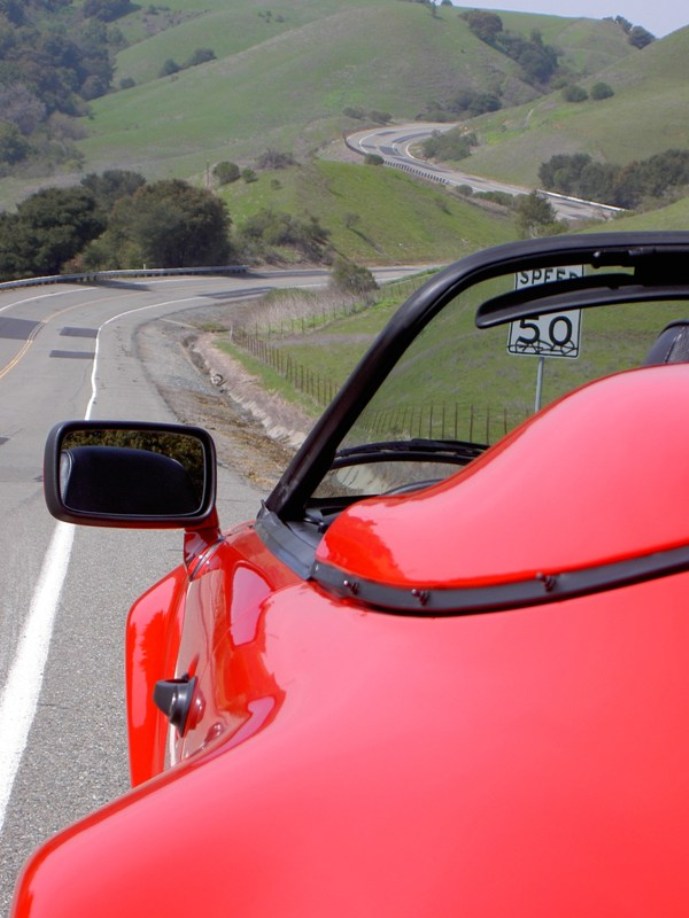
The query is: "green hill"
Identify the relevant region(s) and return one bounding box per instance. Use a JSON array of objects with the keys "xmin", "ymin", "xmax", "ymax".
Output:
[
  {"xmin": 67, "ymin": 1, "xmax": 635, "ymax": 181},
  {"xmin": 465, "ymin": 26, "xmax": 689, "ymax": 186},
  {"xmin": 218, "ymin": 159, "xmax": 516, "ymax": 264}
]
